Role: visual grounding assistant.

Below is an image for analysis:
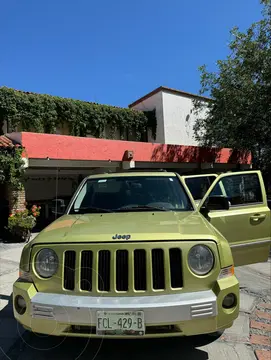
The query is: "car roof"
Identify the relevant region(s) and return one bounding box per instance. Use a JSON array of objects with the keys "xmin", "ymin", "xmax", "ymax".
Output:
[{"xmin": 86, "ymin": 171, "xmax": 178, "ymax": 180}]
